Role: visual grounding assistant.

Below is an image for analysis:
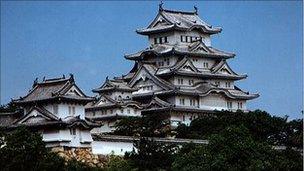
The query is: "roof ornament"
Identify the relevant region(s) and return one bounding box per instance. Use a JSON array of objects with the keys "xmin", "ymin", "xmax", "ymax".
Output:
[
  {"xmin": 62, "ymin": 74, "xmax": 65, "ymax": 79},
  {"xmin": 69, "ymin": 73, "xmax": 74, "ymax": 82},
  {"xmin": 194, "ymin": 5, "xmax": 198, "ymax": 15},
  {"xmin": 42, "ymin": 76, "xmax": 45, "ymax": 81},
  {"xmin": 32, "ymin": 77, "xmax": 38, "ymax": 88},
  {"xmin": 159, "ymin": 1, "xmax": 164, "ymax": 11},
  {"xmin": 106, "ymin": 76, "xmax": 109, "ymax": 81}
]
